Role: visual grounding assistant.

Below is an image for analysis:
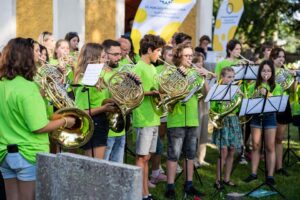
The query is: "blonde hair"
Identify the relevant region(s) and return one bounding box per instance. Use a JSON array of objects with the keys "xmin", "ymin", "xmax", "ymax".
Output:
[{"xmin": 38, "ymin": 31, "xmax": 53, "ymax": 45}]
